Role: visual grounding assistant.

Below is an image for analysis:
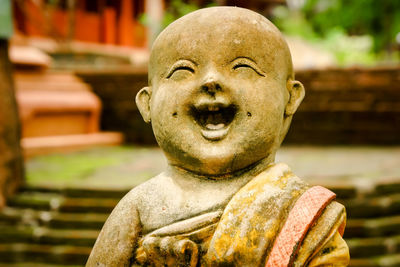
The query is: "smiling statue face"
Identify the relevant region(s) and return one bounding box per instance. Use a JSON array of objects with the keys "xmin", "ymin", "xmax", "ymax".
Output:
[{"xmin": 137, "ymin": 7, "xmax": 303, "ymax": 176}]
